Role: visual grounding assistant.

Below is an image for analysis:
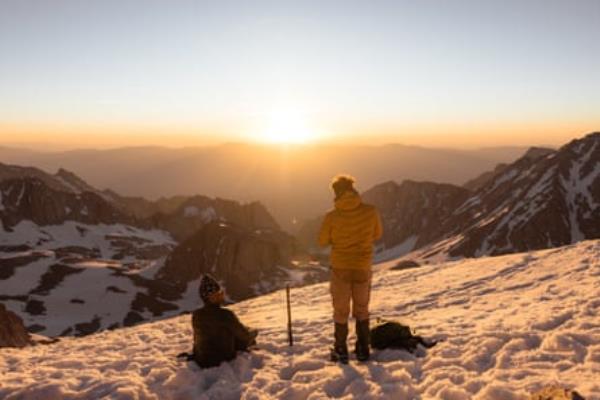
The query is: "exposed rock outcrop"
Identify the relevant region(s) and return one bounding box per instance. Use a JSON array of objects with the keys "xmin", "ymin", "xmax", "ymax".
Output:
[
  {"xmin": 362, "ymin": 180, "xmax": 471, "ymax": 253},
  {"xmin": 463, "ymin": 162, "xmax": 509, "ymax": 191},
  {"xmin": 157, "ymin": 221, "xmax": 299, "ymax": 300},
  {"xmin": 0, "ymin": 303, "xmax": 31, "ymax": 348},
  {"xmin": 150, "ymin": 196, "xmax": 280, "ymax": 242},
  {"xmin": 0, "ymin": 177, "xmax": 135, "ymax": 230}
]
